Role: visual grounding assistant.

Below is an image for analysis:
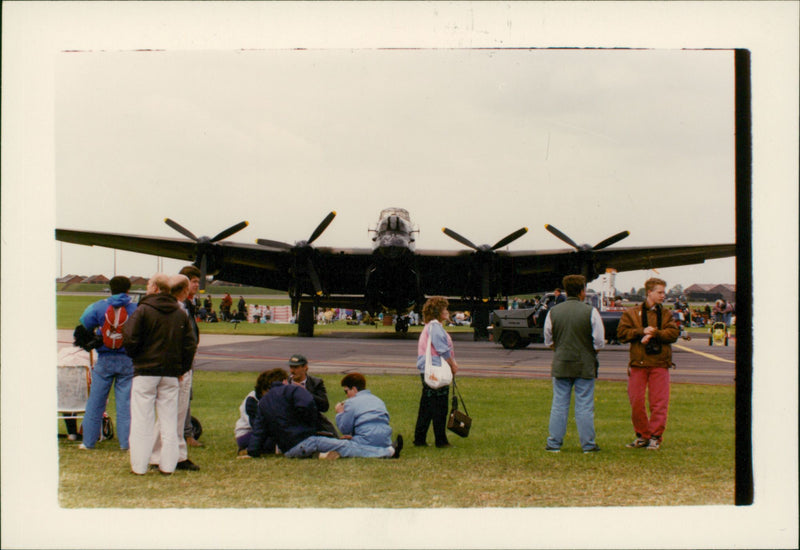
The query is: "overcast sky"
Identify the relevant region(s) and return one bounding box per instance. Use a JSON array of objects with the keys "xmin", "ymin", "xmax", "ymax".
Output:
[{"xmin": 55, "ymin": 47, "xmax": 735, "ymax": 293}]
